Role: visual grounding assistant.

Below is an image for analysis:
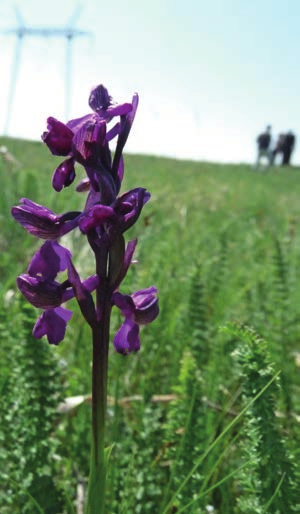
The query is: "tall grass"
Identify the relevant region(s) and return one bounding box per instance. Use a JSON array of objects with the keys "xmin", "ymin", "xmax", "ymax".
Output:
[{"xmin": 1, "ymin": 137, "xmax": 299, "ymax": 512}]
